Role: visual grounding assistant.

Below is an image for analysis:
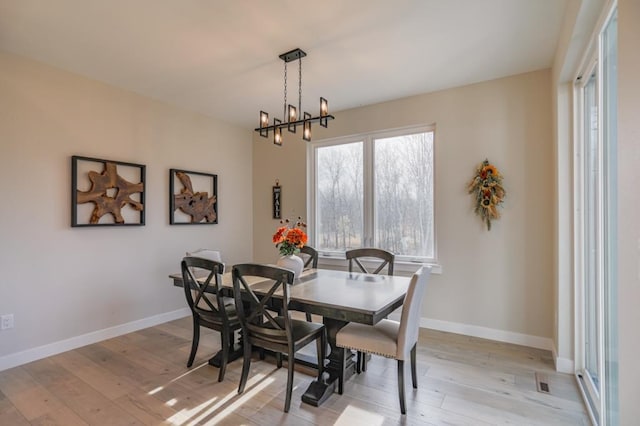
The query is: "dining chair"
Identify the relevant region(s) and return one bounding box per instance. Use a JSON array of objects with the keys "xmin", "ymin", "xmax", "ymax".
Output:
[
  {"xmin": 299, "ymin": 245, "xmax": 318, "ymax": 269},
  {"xmin": 299, "ymin": 245, "xmax": 319, "ymax": 321},
  {"xmin": 335, "ymin": 266, "xmax": 431, "ymax": 414},
  {"xmin": 181, "ymin": 257, "xmax": 242, "ymax": 382},
  {"xmin": 345, "ymin": 247, "xmax": 395, "ymax": 275},
  {"xmin": 345, "ymin": 247, "xmax": 395, "ymax": 371},
  {"xmin": 186, "ymin": 249, "xmax": 234, "ymax": 306},
  {"xmin": 232, "ymin": 263, "xmax": 326, "ymax": 413},
  {"xmin": 186, "ymin": 248, "xmax": 222, "ymax": 263}
]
